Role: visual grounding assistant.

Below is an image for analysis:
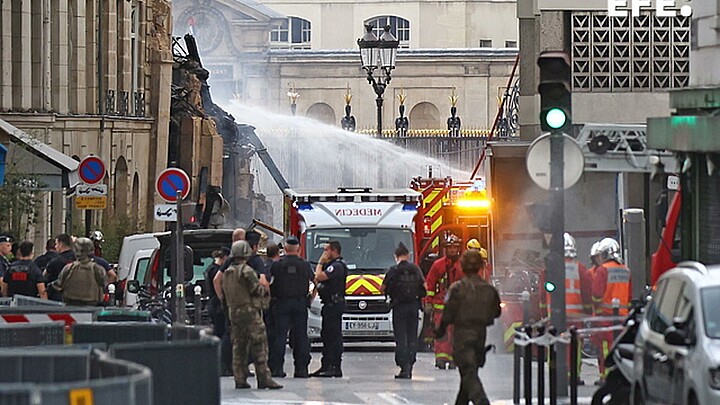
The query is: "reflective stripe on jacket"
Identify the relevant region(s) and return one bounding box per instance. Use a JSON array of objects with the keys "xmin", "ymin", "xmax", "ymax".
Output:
[
  {"xmin": 565, "ymin": 261, "xmax": 584, "ymax": 316},
  {"xmin": 595, "ymin": 261, "xmax": 630, "ymax": 316}
]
